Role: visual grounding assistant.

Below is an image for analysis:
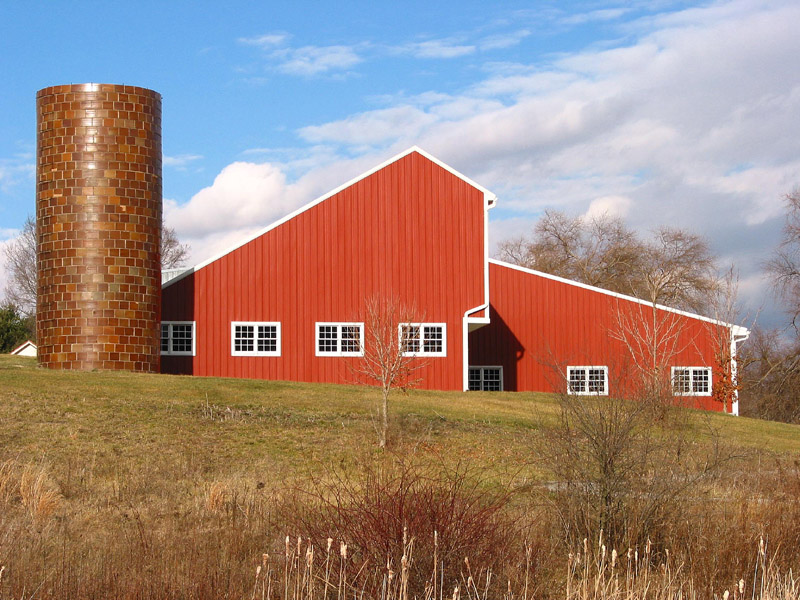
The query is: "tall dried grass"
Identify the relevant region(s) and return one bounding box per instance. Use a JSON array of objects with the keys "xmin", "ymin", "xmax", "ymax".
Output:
[
  {"xmin": 563, "ymin": 533, "xmax": 799, "ymax": 600},
  {"xmin": 0, "ymin": 451, "xmax": 798, "ymax": 598}
]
